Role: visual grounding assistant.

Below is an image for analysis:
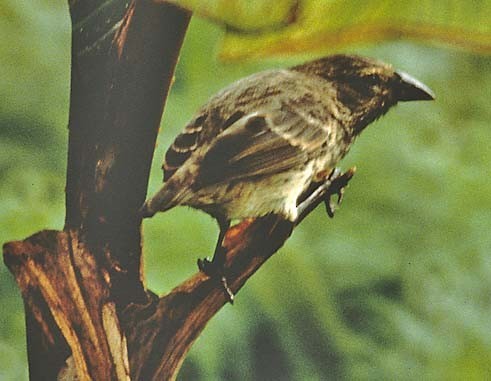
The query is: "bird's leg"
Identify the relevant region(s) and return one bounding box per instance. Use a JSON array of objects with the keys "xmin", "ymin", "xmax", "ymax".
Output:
[
  {"xmin": 296, "ymin": 167, "xmax": 356, "ymax": 225},
  {"xmin": 197, "ymin": 218, "xmax": 234, "ymax": 303}
]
